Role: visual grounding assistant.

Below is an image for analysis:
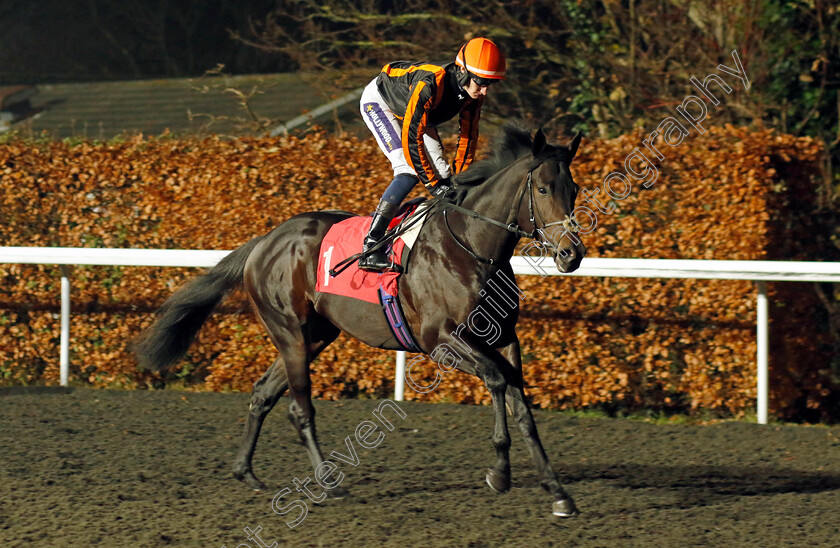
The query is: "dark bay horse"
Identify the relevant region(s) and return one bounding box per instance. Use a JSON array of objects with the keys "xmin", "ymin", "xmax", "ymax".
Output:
[{"xmin": 135, "ymin": 125, "xmax": 586, "ymax": 518}]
